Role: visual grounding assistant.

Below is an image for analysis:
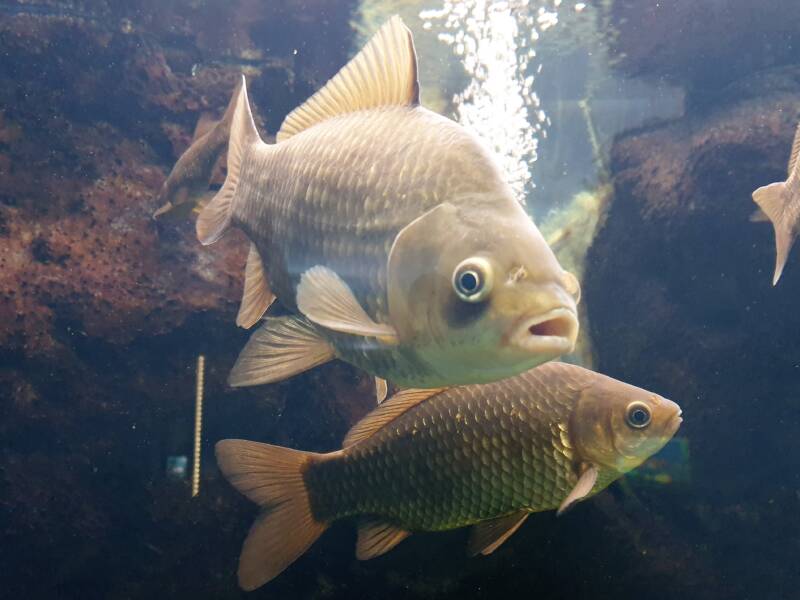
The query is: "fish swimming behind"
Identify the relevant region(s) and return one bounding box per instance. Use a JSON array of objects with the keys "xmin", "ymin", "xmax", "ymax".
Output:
[
  {"xmin": 216, "ymin": 362, "xmax": 682, "ymax": 590},
  {"xmin": 197, "ymin": 16, "xmax": 580, "ymax": 390},
  {"xmin": 752, "ymin": 119, "xmax": 800, "ymax": 285},
  {"xmin": 152, "ymin": 79, "xmax": 240, "ymax": 219}
]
